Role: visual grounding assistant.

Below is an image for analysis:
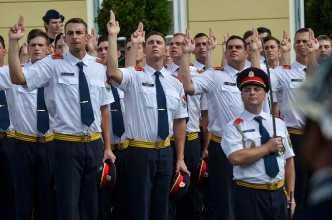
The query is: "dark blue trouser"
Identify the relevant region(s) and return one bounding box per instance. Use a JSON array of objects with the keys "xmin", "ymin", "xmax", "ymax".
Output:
[
  {"xmin": 122, "ymin": 146, "xmax": 174, "ymax": 220},
  {"xmin": 207, "ymin": 140, "xmax": 234, "ymax": 220},
  {"xmin": 0, "ymin": 137, "xmax": 15, "ymax": 220},
  {"xmin": 233, "ymin": 184, "xmax": 289, "ymax": 220},
  {"xmin": 289, "ymin": 133, "xmax": 309, "ymax": 213},
  {"xmin": 9, "ymin": 139, "xmax": 55, "ymax": 220},
  {"xmin": 169, "ymin": 137, "xmax": 206, "ymax": 220},
  {"xmin": 54, "ymin": 139, "xmax": 103, "ymax": 220}
]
